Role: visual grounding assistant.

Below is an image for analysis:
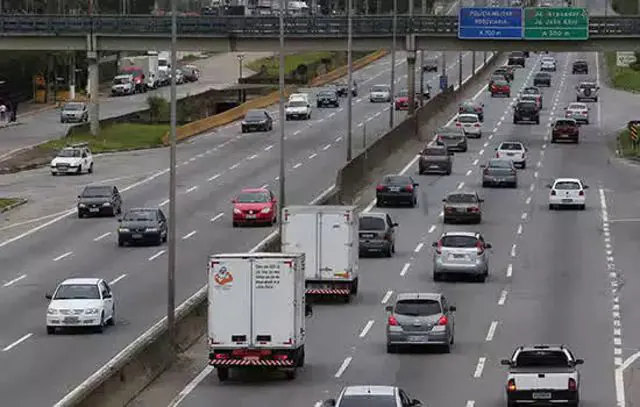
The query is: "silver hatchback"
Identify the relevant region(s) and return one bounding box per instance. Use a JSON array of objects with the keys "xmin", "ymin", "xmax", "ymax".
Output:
[
  {"xmin": 386, "ymin": 293, "xmax": 456, "ymax": 353},
  {"xmin": 432, "ymin": 231, "xmax": 492, "ymax": 282}
]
